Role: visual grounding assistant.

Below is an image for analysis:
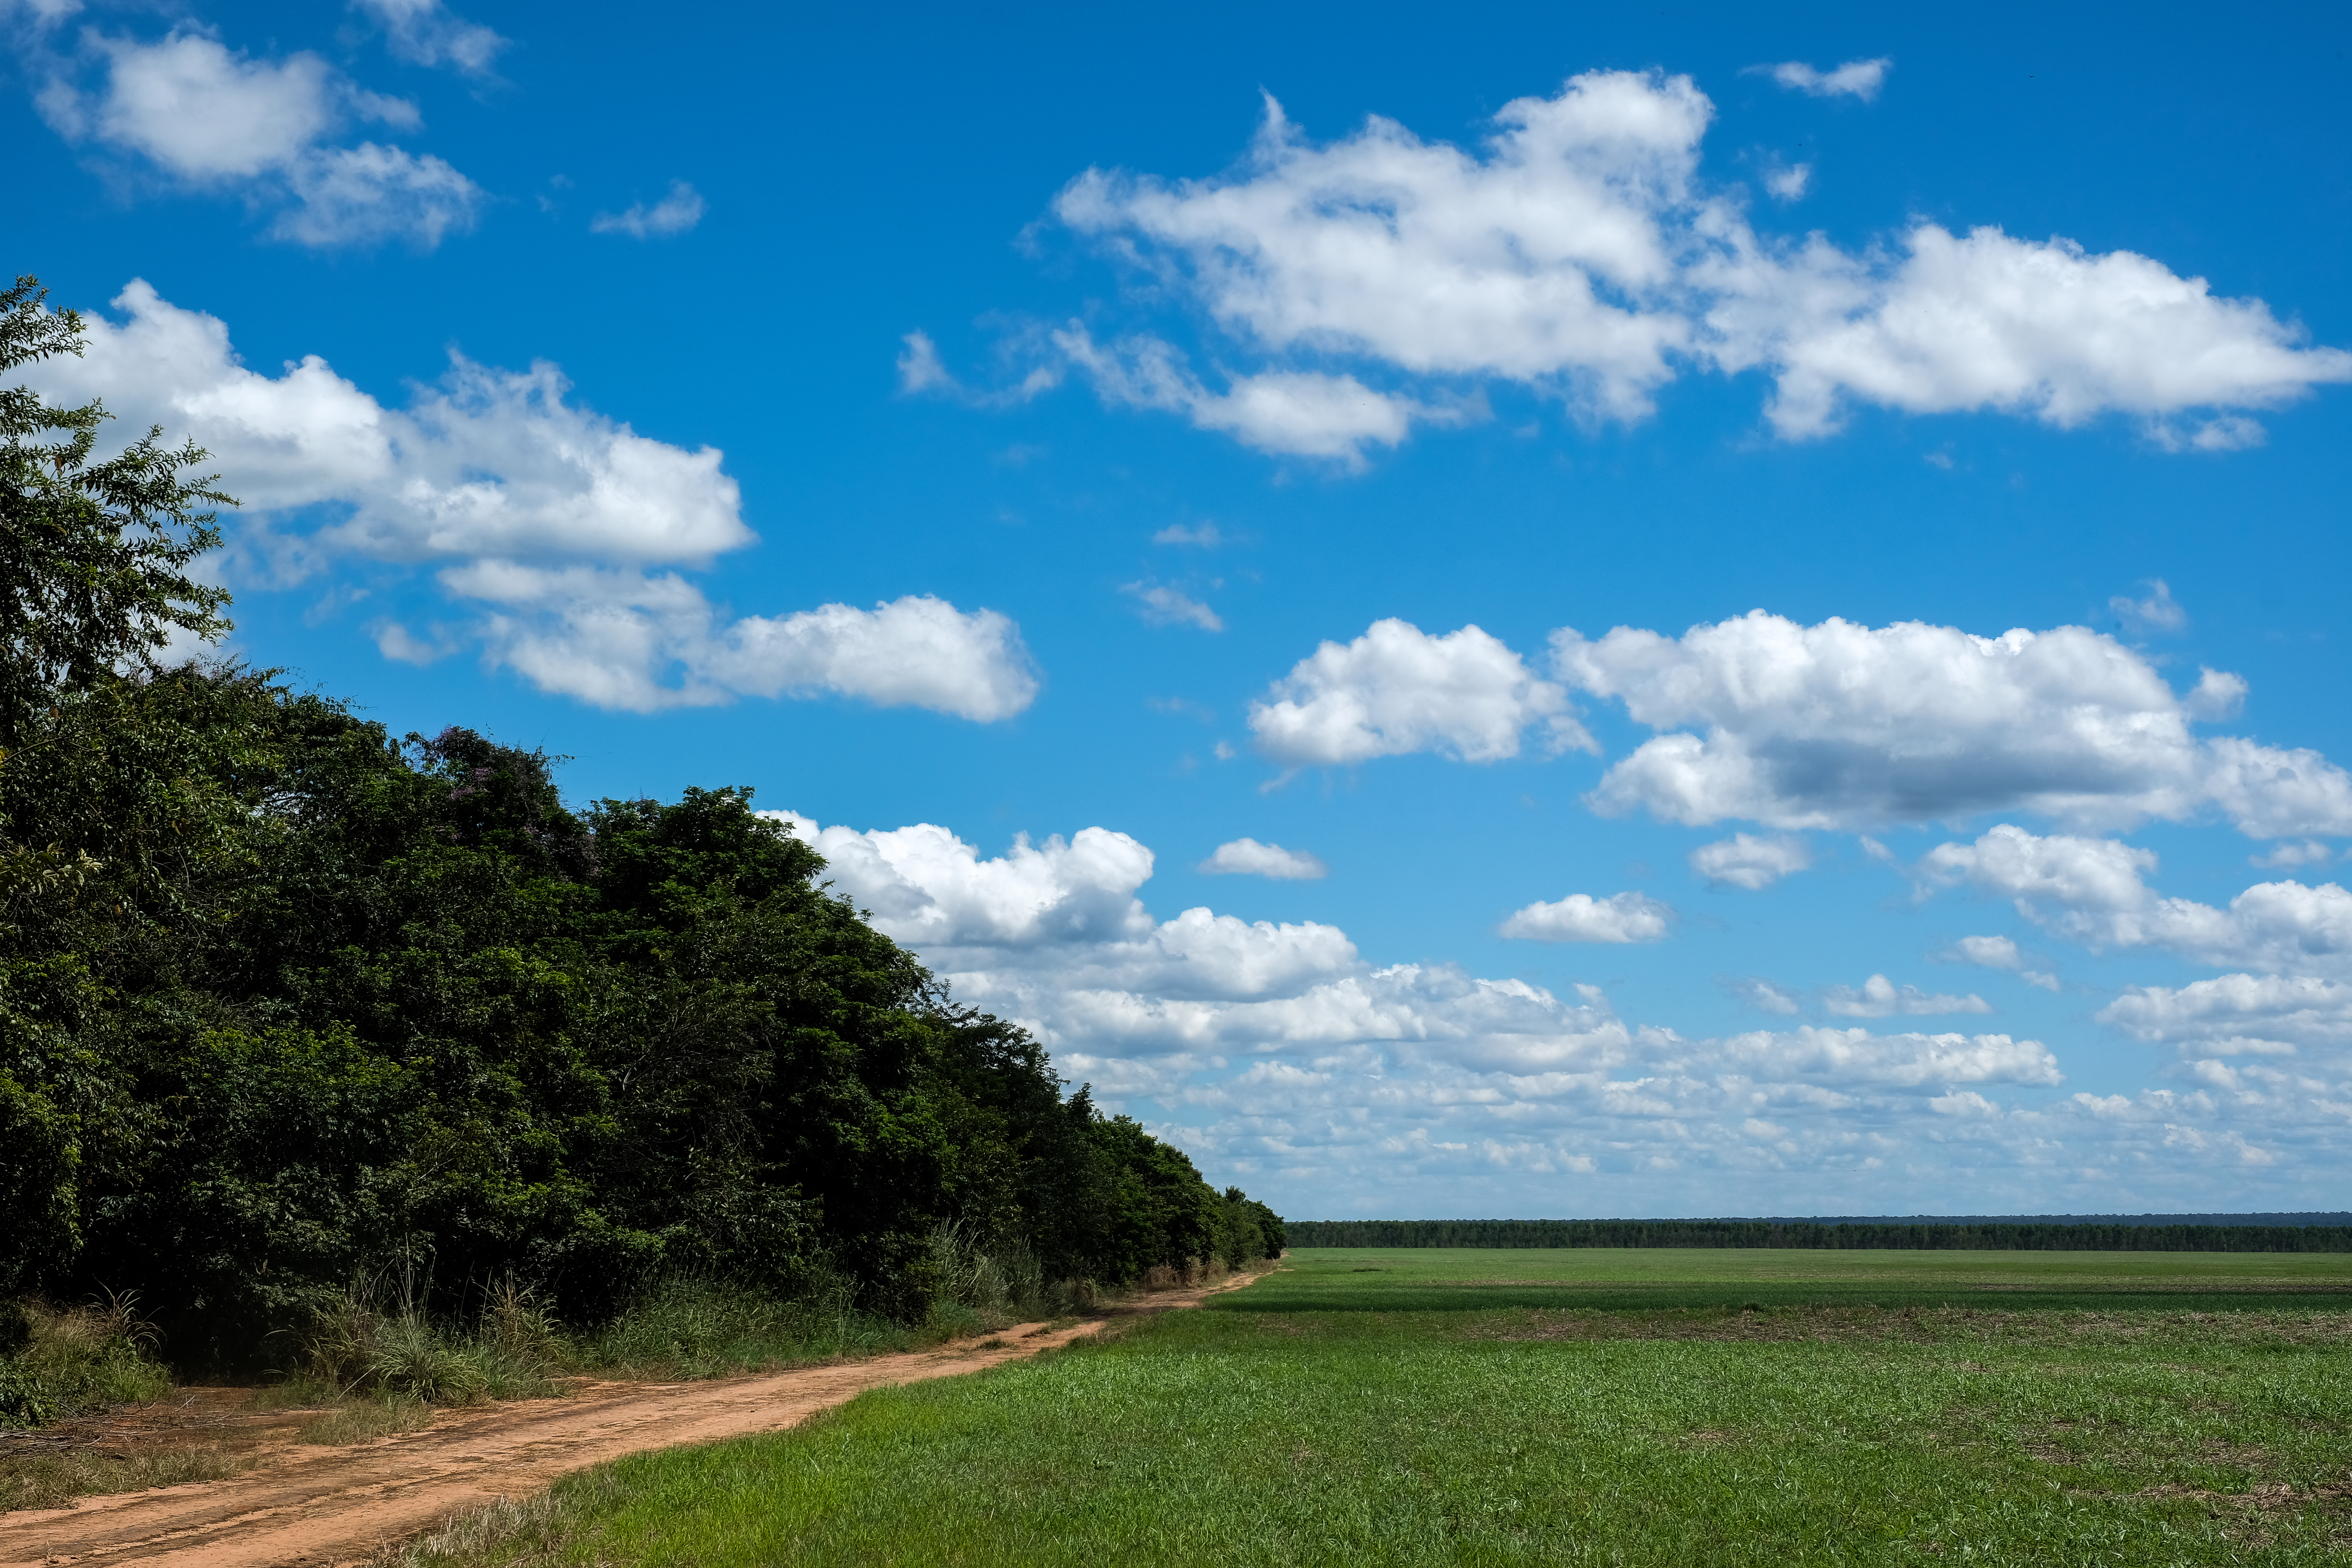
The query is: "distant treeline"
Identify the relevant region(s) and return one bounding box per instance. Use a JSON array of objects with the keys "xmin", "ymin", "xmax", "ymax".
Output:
[{"xmin": 1285, "ymin": 1219, "xmax": 2352, "ymax": 1253}]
